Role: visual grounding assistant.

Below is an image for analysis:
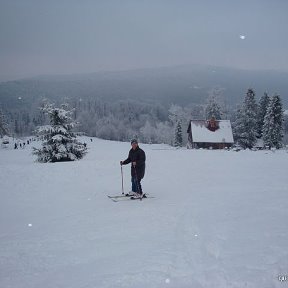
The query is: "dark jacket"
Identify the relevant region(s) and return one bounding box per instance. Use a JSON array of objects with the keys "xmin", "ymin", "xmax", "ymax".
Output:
[{"xmin": 122, "ymin": 146, "xmax": 146, "ymax": 179}]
